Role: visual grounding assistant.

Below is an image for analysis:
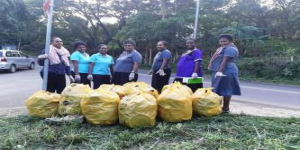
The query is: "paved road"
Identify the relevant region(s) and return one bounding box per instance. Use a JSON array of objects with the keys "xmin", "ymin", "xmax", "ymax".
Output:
[{"xmin": 0, "ymin": 67, "xmax": 299, "ymax": 113}]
